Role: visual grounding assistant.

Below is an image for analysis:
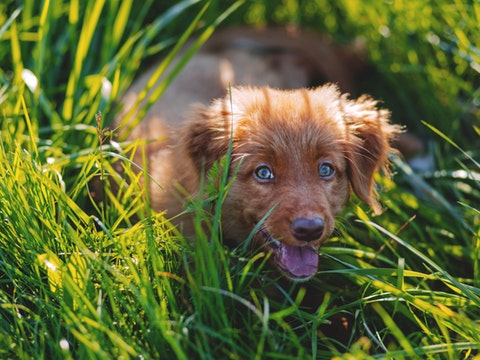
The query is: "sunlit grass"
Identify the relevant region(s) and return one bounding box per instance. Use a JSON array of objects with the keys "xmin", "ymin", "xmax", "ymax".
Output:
[{"xmin": 1, "ymin": 0, "xmax": 479, "ymax": 358}]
